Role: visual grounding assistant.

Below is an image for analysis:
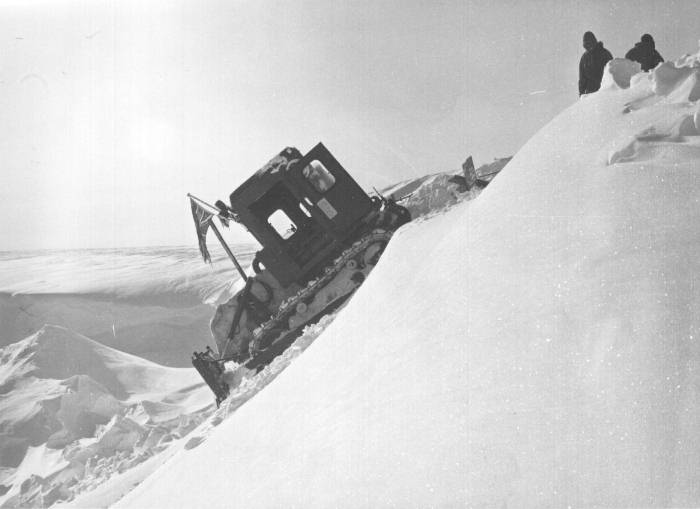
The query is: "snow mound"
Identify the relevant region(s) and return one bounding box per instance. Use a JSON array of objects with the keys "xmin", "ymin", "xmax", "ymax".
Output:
[
  {"xmin": 0, "ymin": 326, "xmax": 212, "ymax": 508},
  {"xmin": 600, "ymin": 58, "xmax": 641, "ymax": 90},
  {"xmin": 2, "ymin": 325, "xmax": 204, "ymax": 400},
  {"xmin": 116, "ymin": 42, "xmax": 700, "ymax": 508},
  {"xmin": 381, "ymin": 157, "xmax": 510, "ymax": 219},
  {"xmin": 652, "ymin": 61, "xmax": 700, "ymax": 100}
]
